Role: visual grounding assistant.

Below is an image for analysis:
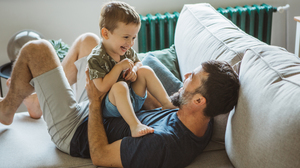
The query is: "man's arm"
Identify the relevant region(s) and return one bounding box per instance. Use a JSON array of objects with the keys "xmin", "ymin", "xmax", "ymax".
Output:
[{"xmin": 85, "ymin": 69, "xmax": 123, "ymax": 167}]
